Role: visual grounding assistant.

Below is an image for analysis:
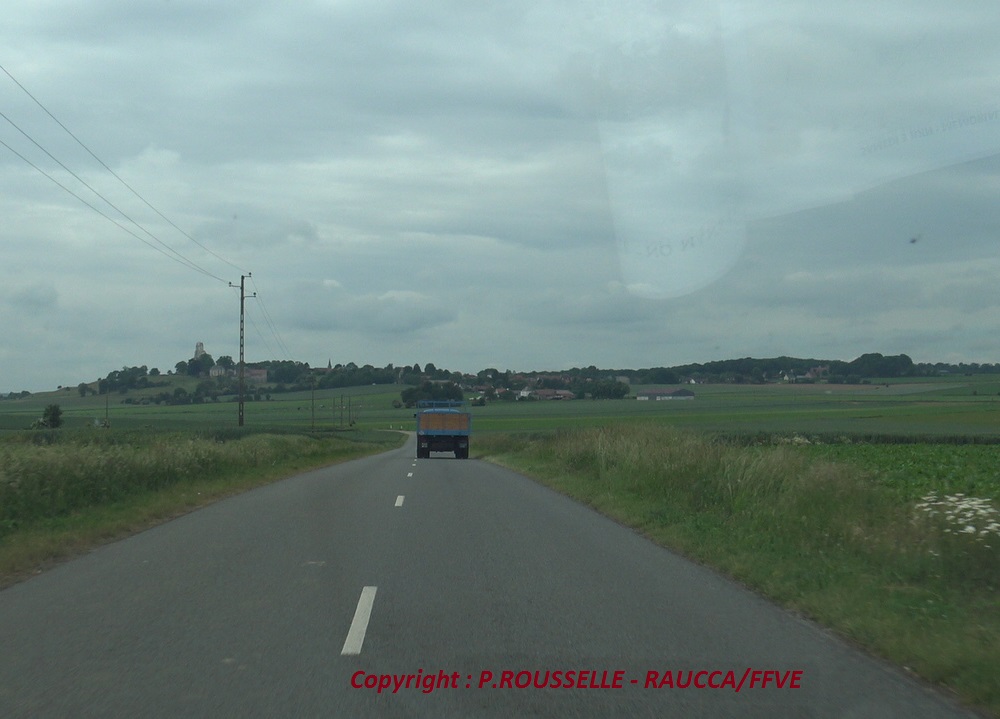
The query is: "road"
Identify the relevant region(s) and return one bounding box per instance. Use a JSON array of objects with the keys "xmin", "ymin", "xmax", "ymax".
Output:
[{"xmin": 0, "ymin": 435, "xmax": 981, "ymax": 717}]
